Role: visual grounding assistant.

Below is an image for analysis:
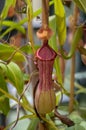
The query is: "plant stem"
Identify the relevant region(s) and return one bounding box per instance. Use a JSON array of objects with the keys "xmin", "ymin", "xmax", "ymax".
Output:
[
  {"xmin": 42, "ymin": 0, "xmax": 49, "ymax": 28},
  {"xmin": 27, "ymin": 0, "xmax": 35, "ymax": 53},
  {"xmin": 69, "ymin": 5, "xmax": 79, "ymax": 113},
  {"xmin": 69, "ymin": 54, "xmax": 75, "ymax": 113}
]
